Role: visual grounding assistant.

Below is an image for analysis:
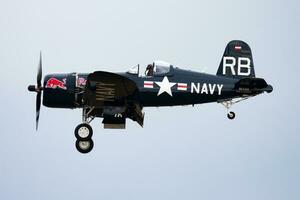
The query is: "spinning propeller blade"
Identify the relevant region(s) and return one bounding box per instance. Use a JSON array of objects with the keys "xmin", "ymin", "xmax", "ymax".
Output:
[
  {"xmin": 37, "ymin": 52, "xmax": 42, "ymax": 88},
  {"xmin": 28, "ymin": 52, "xmax": 43, "ymax": 131},
  {"xmin": 36, "ymin": 91, "xmax": 41, "ymax": 130}
]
